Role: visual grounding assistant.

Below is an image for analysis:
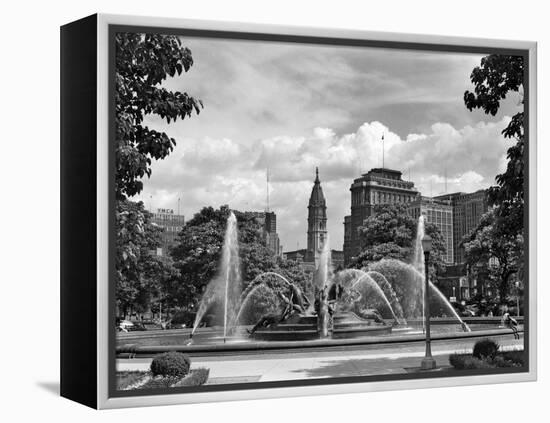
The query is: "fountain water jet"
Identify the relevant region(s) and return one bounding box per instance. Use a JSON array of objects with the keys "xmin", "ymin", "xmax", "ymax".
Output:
[
  {"xmin": 350, "ymin": 273, "xmax": 401, "ymax": 323},
  {"xmin": 235, "ymin": 271, "xmax": 294, "ymax": 325},
  {"xmin": 234, "ymin": 283, "xmax": 279, "ymax": 326},
  {"xmin": 413, "ymin": 214, "xmax": 470, "ymax": 332},
  {"xmin": 367, "ymin": 270, "xmax": 406, "ymax": 324},
  {"xmin": 192, "ymin": 212, "xmax": 242, "ymax": 339},
  {"xmin": 315, "ymin": 235, "xmax": 333, "ymax": 290}
]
